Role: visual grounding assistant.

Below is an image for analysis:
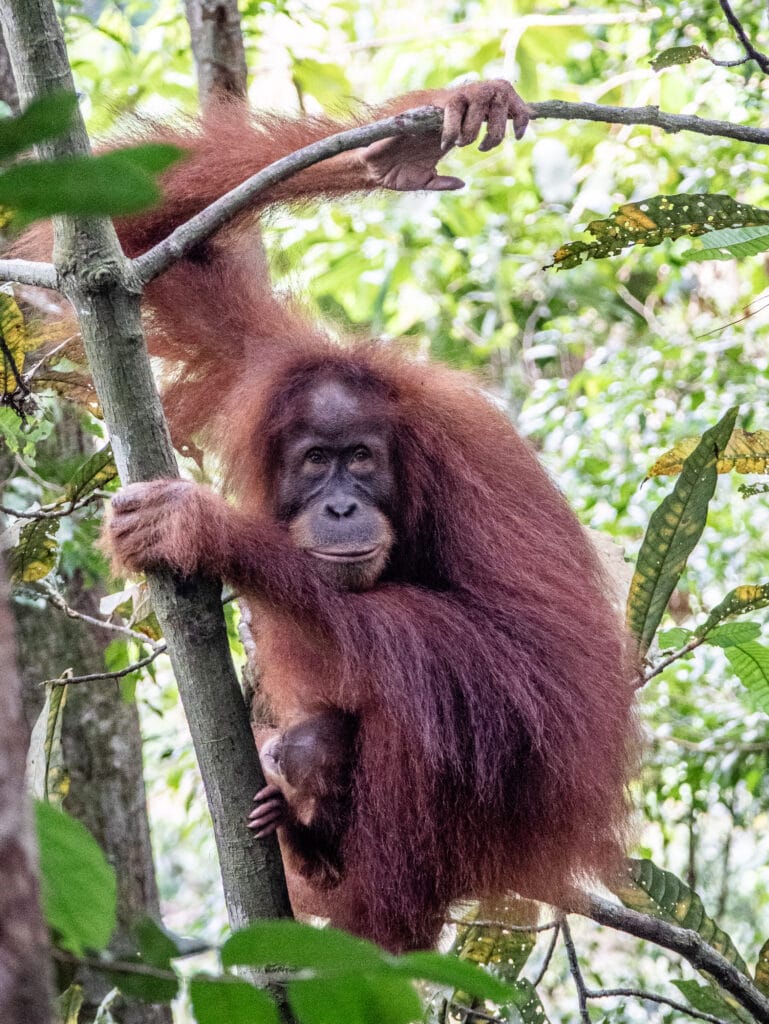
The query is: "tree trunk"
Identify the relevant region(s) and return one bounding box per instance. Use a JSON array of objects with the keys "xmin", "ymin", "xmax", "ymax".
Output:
[
  {"xmin": 1, "ymin": 0, "xmax": 290, "ymax": 936},
  {"xmin": 183, "ymin": 0, "xmax": 248, "ymax": 103},
  {"xmin": 0, "ymin": 556, "xmax": 52, "ymax": 1024}
]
